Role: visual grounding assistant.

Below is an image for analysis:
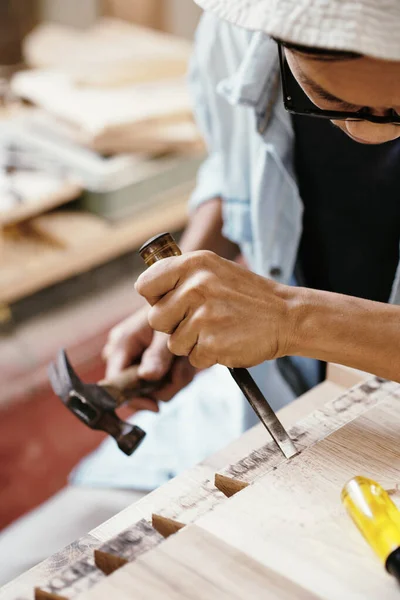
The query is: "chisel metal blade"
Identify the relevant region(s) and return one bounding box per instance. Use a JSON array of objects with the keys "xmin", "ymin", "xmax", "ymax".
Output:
[{"xmin": 229, "ymin": 367, "xmax": 298, "ymax": 459}]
